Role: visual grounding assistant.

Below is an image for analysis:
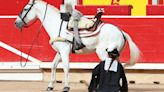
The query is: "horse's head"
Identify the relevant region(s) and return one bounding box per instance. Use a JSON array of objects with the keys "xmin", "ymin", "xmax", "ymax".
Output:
[{"xmin": 15, "ymin": 0, "xmax": 38, "ymax": 29}]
